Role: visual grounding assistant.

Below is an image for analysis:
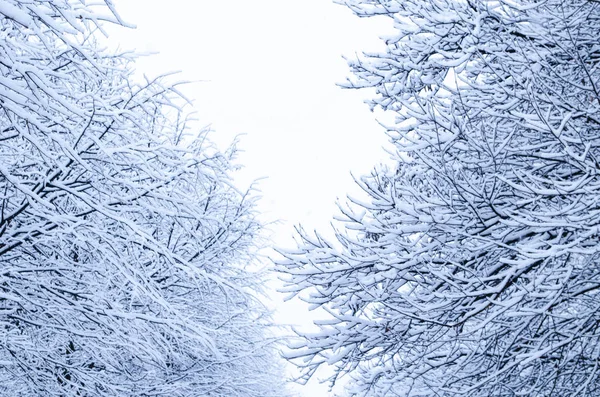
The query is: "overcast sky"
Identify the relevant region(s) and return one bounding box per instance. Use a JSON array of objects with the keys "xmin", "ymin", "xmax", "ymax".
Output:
[{"xmin": 111, "ymin": 1, "xmax": 392, "ymax": 395}]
